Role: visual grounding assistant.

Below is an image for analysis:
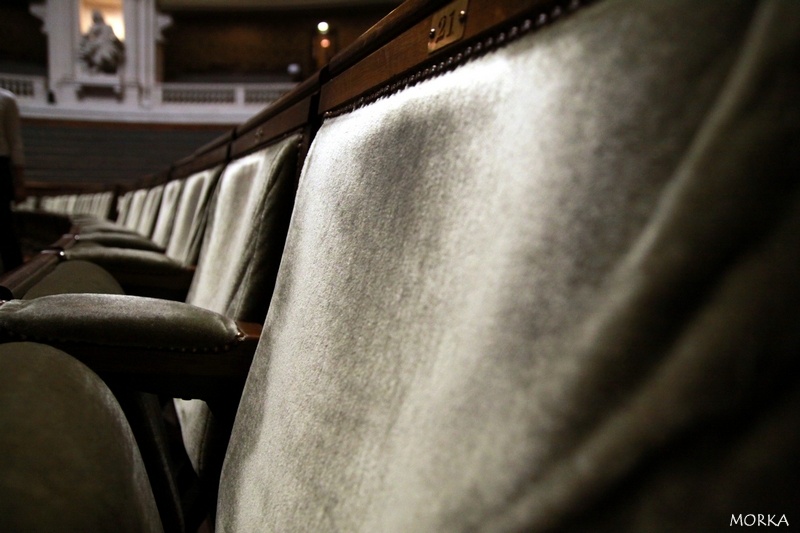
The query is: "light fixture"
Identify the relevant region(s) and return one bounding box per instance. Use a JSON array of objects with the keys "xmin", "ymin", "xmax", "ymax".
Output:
[{"xmin": 317, "ymin": 21, "xmax": 329, "ymax": 34}]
